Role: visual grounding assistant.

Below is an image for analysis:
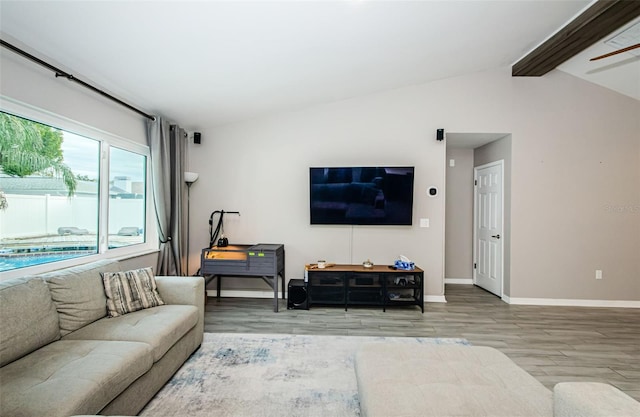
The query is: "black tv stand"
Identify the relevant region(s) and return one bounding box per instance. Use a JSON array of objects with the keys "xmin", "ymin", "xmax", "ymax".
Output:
[{"xmin": 304, "ymin": 264, "xmax": 424, "ymax": 313}]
